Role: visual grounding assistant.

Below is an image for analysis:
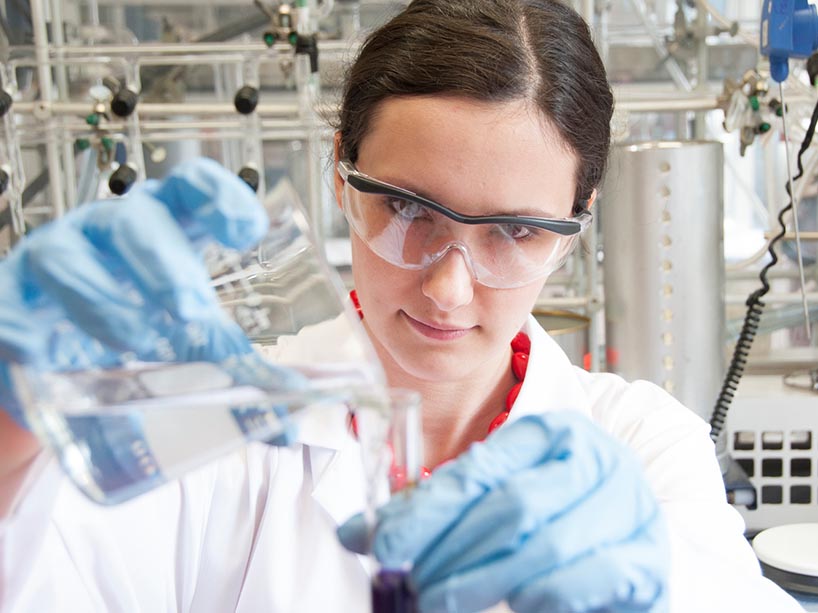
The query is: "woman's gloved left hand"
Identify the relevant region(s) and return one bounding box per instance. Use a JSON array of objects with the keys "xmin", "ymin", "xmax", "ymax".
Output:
[
  {"xmin": 0, "ymin": 158, "xmax": 277, "ymax": 426},
  {"xmin": 339, "ymin": 411, "xmax": 670, "ymax": 613}
]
